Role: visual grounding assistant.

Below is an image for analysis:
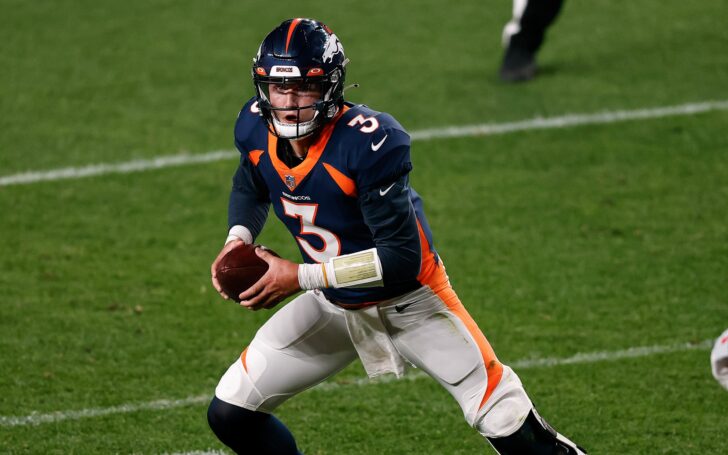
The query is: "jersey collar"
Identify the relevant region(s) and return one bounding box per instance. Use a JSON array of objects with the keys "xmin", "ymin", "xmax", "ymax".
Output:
[{"xmin": 267, "ymin": 105, "xmax": 350, "ymax": 192}]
